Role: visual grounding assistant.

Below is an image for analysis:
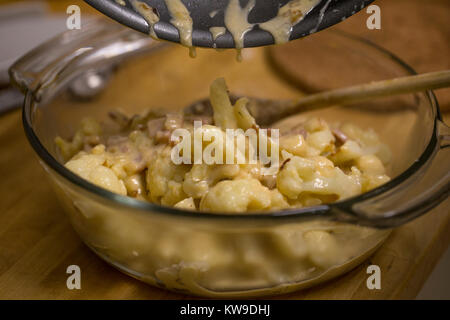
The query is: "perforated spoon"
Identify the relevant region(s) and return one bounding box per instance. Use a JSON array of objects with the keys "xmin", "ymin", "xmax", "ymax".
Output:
[{"xmin": 84, "ymin": 0, "xmax": 374, "ymax": 48}]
